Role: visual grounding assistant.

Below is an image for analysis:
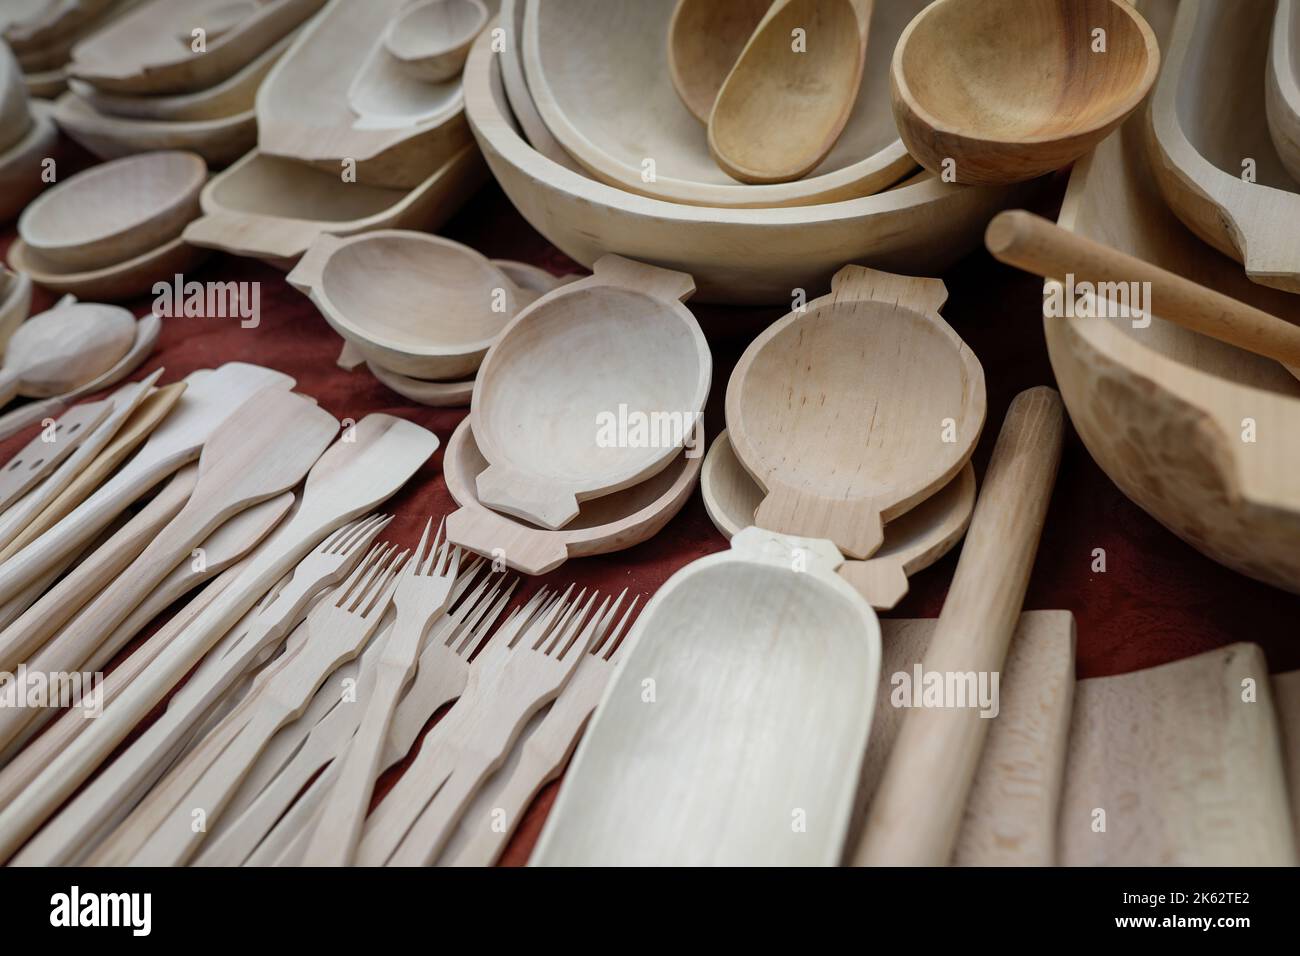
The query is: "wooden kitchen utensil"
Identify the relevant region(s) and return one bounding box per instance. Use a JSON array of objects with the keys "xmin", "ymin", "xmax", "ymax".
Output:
[
  {"xmin": 18, "ymin": 150, "xmax": 205, "ymax": 271},
  {"xmin": 854, "ymin": 387, "xmax": 1064, "ymax": 866},
  {"xmin": 988, "ymin": 209, "xmax": 1300, "ymax": 373},
  {"xmin": 287, "ymin": 231, "xmax": 518, "ymax": 380},
  {"xmin": 523, "ymin": 0, "xmax": 916, "ymax": 207},
  {"xmin": 1, "ymin": 417, "xmax": 435, "ymax": 865},
  {"xmin": 0, "ymin": 388, "xmax": 337, "ymax": 753},
  {"xmin": 1044, "ymin": 0, "xmax": 1300, "ymax": 595},
  {"xmin": 385, "ymin": 0, "xmax": 488, "ymax": 83},
  {"xmin": 1274, "ymin": 670, "xmax": 1300, "ymax": 855},
  {"xmin": 1268, "ymin": 0, "xmax": 1300, "ymax": 182},
  {"xmin": 0, "ymin": 311, "xmax": 160, "ymax": 442},
  {"xmin": 0, "ymin": 399, "xmax": 111, "ymax": 511},
  {"xmin": 1059, "ymin": 644, "xmax": 1296, "ymax": 866},
  {"xmin": 181, "ymin": 146, "xmax": 485, "ymax": 267},
  {"xmin": 497, "ymin": 0, "xmax": 581, "ymax": 171},
  {"xmin": 50, "ymin": 91, "xmax": 256, "ymax": 166},
  {"xmin": 366, "ymin": 362, "xmax": 474, "ymax": 407},
  {"xmin": 257, "ymin": 0, "xmax": 471, "ymax": 189},
  {"xmin": 726, "ymin": 265, "xmax": 984, "ymax": 559},
  {"xmin": 893, "ymin": 0, "xmax": 1159, "ymax": 185},
  {"xmin": 1148, "ymin": 0, "xmax": 1300, "ymax": 292},
  {"xmin": 444, "ymin": 418, "xmax": 700, "ymax": 575},
  {"xmin": 533, "ymin": 528, "xmax": 880, "ymax": 866},
  {"xmin": 0, "ymin": 267, "xmax": 32, "ymax": 355},
  {"xmin": 68, "ymin": 30, "xmax": 293, "ymax": 122},
  {"xmin": 0, "ymin": 299, "xmax": 135, "ymax": 406},
  {"xmin": 466, "ymin": 30, "xmax": 1028, "ymax": 304},
  {"xmin": 709, "ymin": 0, "xmax": 872, "ymax": 184},
  {"xmin": 472, "ymin": 255, "xmax": 709, "ymax": 530},
  {"xmin": 701, "ymin": 429, "xmax": 975, "ymax": 610},
  {"xmin": 0, "ymin": 363, "xmax": 292, "ymax": 606},
  {"xmin": 0, "ymin": 105, "xmax": 58, "ymax": 221},
  {"xmin": 69, "ymin": 0, "xmax": 323, "ymax": 95},
  {"xmin": 347, "ymin": 22, "xmax": 463, "ymax": 133},
  {"xmin": 667, "ymin": 0, "xmax": 769, "ymax": 124}
]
